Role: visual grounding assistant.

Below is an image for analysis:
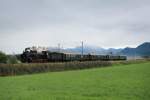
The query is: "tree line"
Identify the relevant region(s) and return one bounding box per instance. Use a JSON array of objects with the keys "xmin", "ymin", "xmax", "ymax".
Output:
[{"xmin": 0, "ymin": 51, "xmax": 20, "ymax": 64}]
